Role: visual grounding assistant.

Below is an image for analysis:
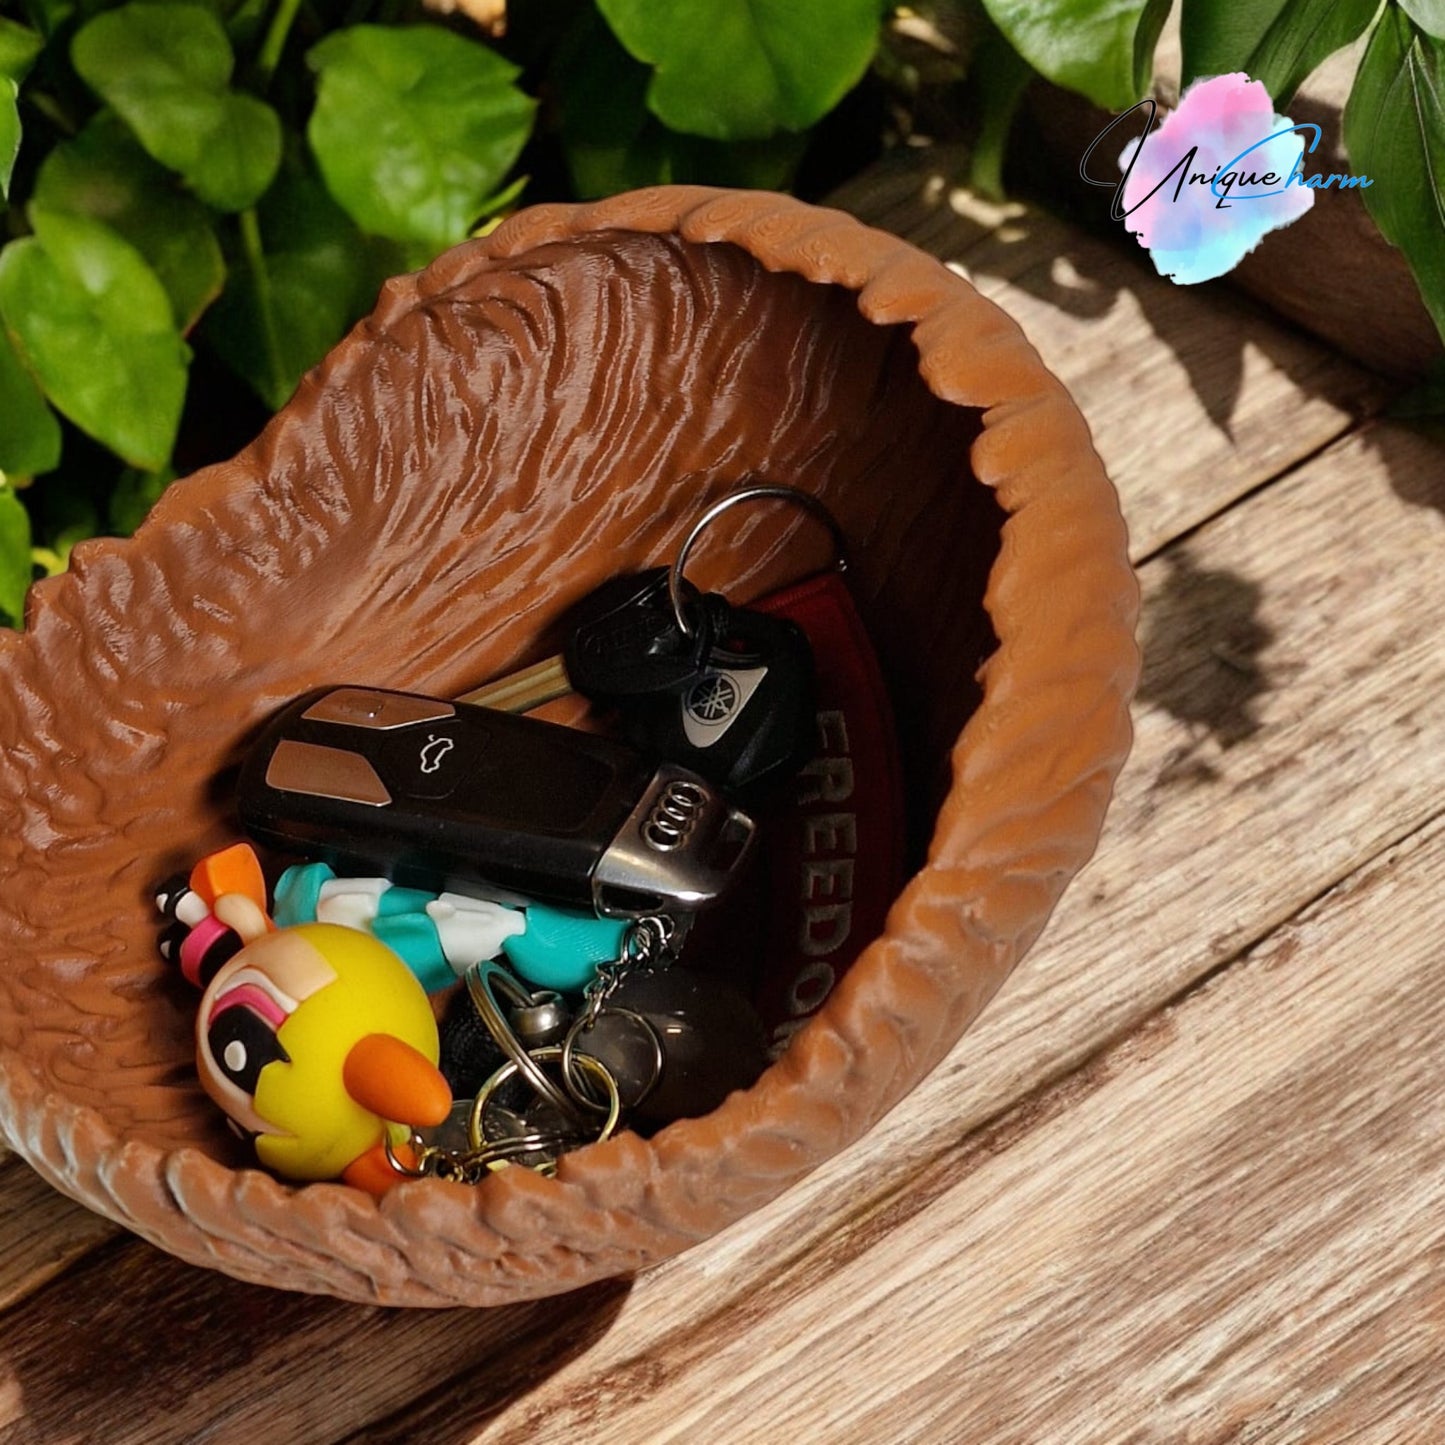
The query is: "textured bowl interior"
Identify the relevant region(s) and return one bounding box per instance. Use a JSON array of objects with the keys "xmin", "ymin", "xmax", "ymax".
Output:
[{"xmin": 0, "ymin": 188, "xmax": 1137, "ymax": 1306}]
